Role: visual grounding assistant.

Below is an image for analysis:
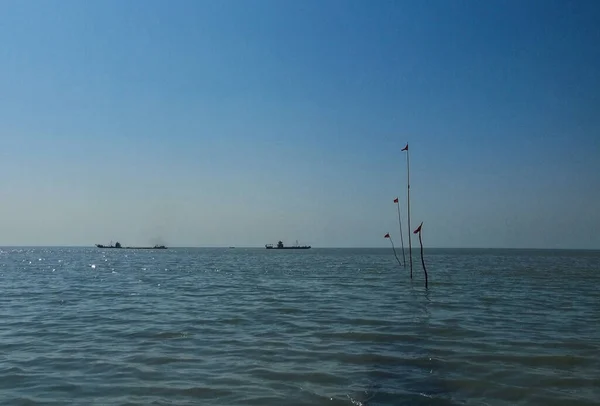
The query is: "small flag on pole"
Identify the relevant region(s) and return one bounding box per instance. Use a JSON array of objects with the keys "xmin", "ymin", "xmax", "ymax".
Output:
[
  {"xmin": 413, "ymin": 223, "xmax": 422, "ymax": 234},
  {"xmin": 401, "ymin": 143, "xmax": 408, "ymax": 151},
  {"xmin": 393, "ymin": 196, "xmax": 406, "ymax": 267},
  {"xmin": 384, "ymin": 232, "xmax": 402, "ymax": 268}
]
